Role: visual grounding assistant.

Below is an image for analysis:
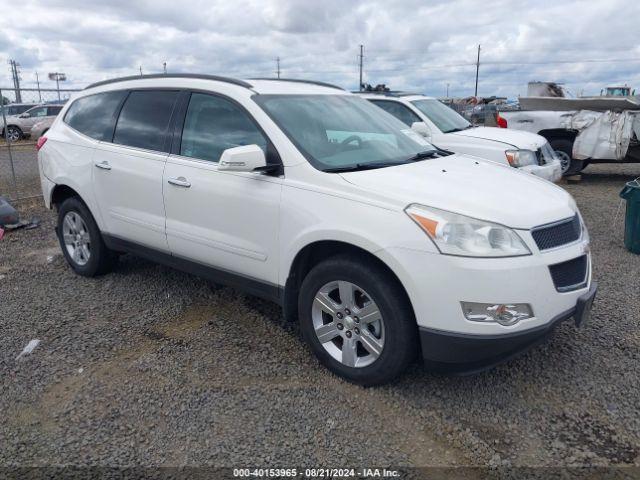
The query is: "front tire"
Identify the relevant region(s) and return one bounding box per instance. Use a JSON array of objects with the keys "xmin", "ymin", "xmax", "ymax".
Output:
[
  {"xmin": 57, "ymin": 197, "xmax": 115, "ymax": 276},
  {"xmin": 6, "ymin": 126, "xmax": 22, "ymax": 142},
  {"xmin": 298, "ymin": 255, "xmax": 418, "ymax": 386}
]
